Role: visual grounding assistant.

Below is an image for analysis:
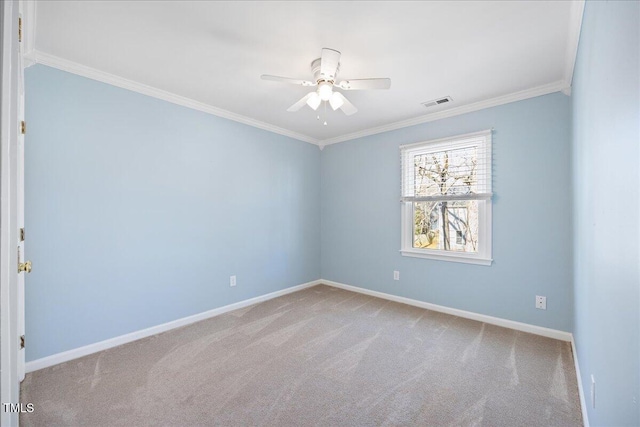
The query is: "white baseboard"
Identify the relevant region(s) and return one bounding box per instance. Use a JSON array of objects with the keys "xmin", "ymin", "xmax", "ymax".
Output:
[
  {"xmin": 25, "ymin": 279, "xmax": 322, "ymax": 373},
  {"xmin": 571, "ymin": 336, "xmax": 590, "ymax": 427},
  {"xmin": 27, "ymin": 278, "xmax": 576, "ymax": 375},
  {"xmin": 320, "ymin": 280, "xmax": 573, "ymax": 342}
]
